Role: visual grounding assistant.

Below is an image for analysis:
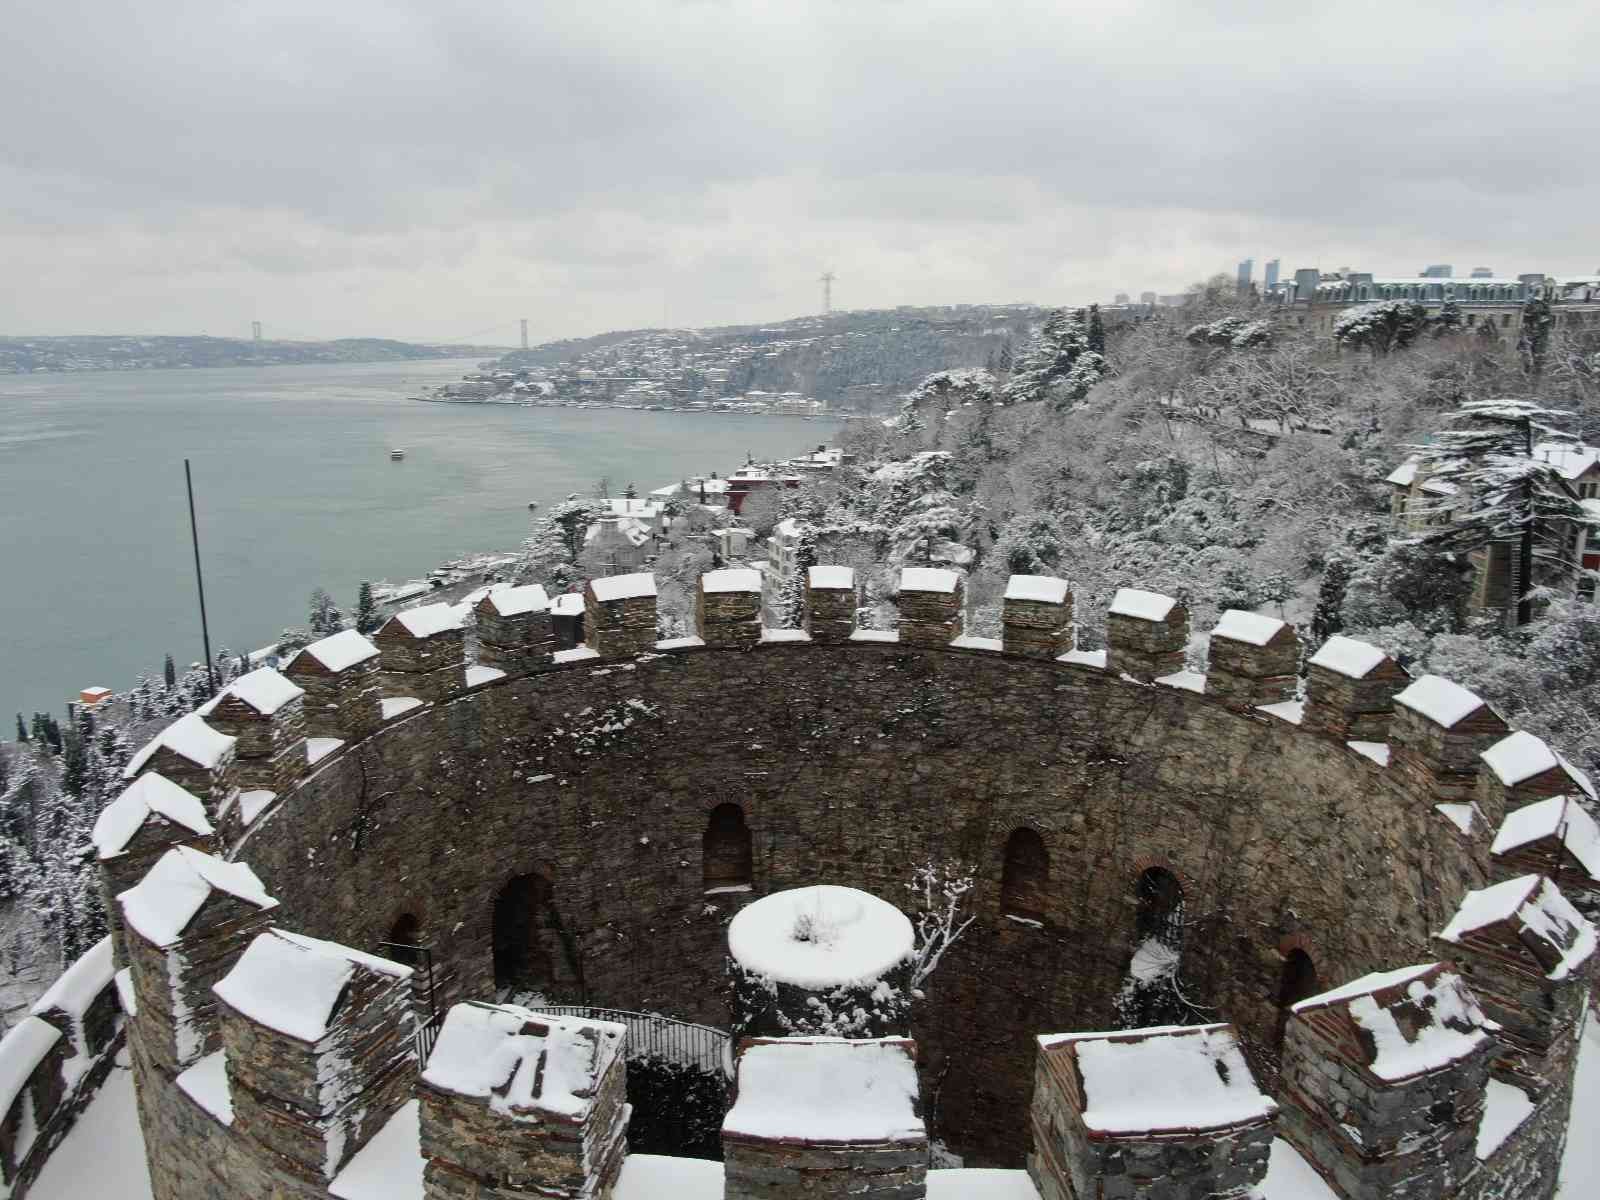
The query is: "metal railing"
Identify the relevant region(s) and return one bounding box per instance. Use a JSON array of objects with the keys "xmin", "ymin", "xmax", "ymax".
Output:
[{"xmin": 523, "ymin": 1005, "xmax": 732, "ymax": 1079}]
